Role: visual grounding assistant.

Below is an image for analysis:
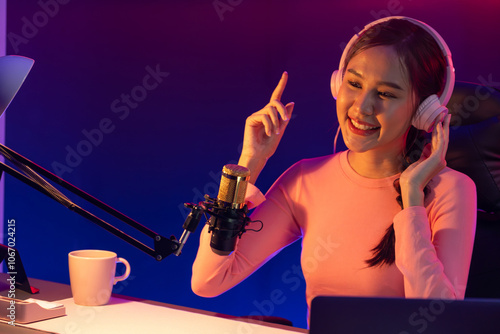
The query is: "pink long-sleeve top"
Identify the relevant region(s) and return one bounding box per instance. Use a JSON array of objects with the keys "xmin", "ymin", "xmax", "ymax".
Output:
[{"xmin": 192, "ymin": 151, "xmax": 477, "ymax": 313}]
